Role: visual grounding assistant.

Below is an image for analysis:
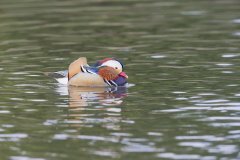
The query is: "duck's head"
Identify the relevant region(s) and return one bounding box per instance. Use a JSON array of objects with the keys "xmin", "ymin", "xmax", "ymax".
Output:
[{"xmin": 98, "ymin": 58, "xmax": 128, "ymax": 79}]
